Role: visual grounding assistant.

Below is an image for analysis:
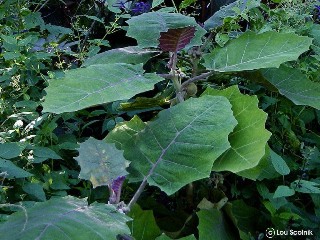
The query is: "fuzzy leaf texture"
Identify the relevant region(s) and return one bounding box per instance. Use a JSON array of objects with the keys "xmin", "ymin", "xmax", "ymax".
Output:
[
  {"xmin": 82, "ymin": 46, "xmax": 159, "ymax": 66},
  {"xmin": 74, "ymin": 137, "xmax": 129, "ymax": 188},
  {"xmin": 107, "ymin": 96, "xmax": 237, "ymax": 195},
  {"xmin": 261, "ymin": 65, "xmax": 320, "ymax": 110},
  {"xmin": 0, "ymin": 196, "xmax": 131, "ymax": 240},
  {"xmin": 203, "ymin": 31, "xmax": 312, "ymax": 72},
  {"xmin": 42, "ymin": 63, "xmax": 164, "ymax": 114},
  {"xmin": 159, "ymin": 27, "xmax": 196, "ymax": 52},
  {"xmin": 126, "ymin": 12, "xmax": 206, "ymax": 49},
  {"xmin": 202, "ymin": 86, "xmax": 271, "ymax": 173}
]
